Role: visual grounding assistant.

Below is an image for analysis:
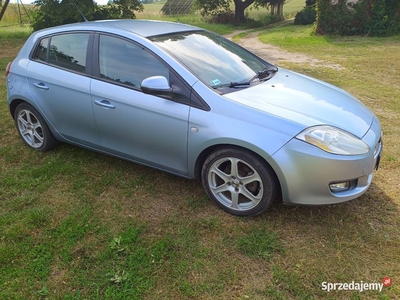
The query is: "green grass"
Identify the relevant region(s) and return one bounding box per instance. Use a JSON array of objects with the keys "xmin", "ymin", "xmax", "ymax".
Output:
[
  {"xmin": 248, "ymin": 24, "xmax": 400, "ymax": 299},
  {"xmin": 1, "ymin": 10, "xmax": 400, "ymax": 300}
]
